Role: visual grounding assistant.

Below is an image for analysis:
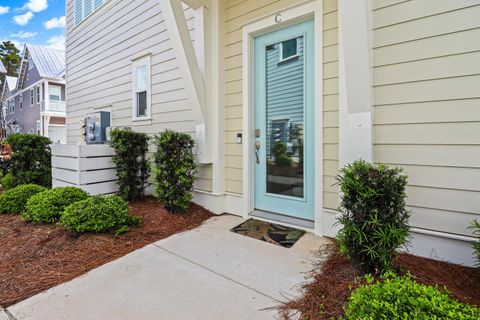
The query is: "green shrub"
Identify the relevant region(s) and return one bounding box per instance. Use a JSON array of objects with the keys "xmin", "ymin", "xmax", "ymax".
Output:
[
  {"xmin": 60, "ymin": 195, "xmax": 141, "ymax": 235},
  {"xmin": 22, "ymin": 187, "xmax": 89, "ymax": 223},
  {"xmin": 469, "ymin": 219, "xmax": 480, "ymax": 266},
  {"xmin": 153, "ymin": 129, "xmax": 197, "ymax": 213},
  {"xmin": 109, "ymin": 128, "xmax": 150, "ymax": 201},
  {"xmin": 344, "ymin": 272, "xmax": 480, "ymax": 320},
  {"xmin": 1, "ymin": 173, "xmax": 16, "ymax": 190},
  {"xmin": 272, "ymin": 141, "xmax": 292, "ymax": 166},
  {"xmin": 0, "ymin": 184, "xmax": 46, "ymax": 214},
  {"xmin": 336, "ymin": 160, "xmax": 410, "ymax": 273},
  {"xmin": 6, "ymin": 133, "xmax": 52, "ymax": 187}
]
